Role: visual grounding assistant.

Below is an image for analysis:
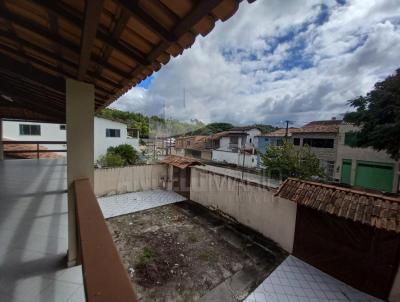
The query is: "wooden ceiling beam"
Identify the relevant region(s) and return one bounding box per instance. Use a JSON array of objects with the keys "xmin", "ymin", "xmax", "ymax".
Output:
[
  {"xmin": 118, "ymin": 0, "xmax": 177, "ymax": 42},
  {"xmin": 48, "ymin": 11, "xmax": 63, "ymax": 74},
  {"xmin": 0, "ymin": 54, "xmax": 65, "ymax": 95},
  {"xmin": 0, "ymin": 30, "xmax": 125, "ymax": 91},
  {"xmin": 0, "ymin": 76, "xmax": 64, "ymax": 105},
  {"xmin": 30, "ymin": 0, "xmax": 150, "ymax": 66},
  {"xmin": 78, "ymin": 0, "xmax": 104, "ymax": 80},
  {"xmin": 0, "ymin": 103, "xmax": 65, "ymax": 123},
  {"xmin": 94, "ymin": 10, "xmax": 130, "ymax": 78},
  {"xmin": 0, "ymin": 19, "xmax": 131, "ymax": 81},
  {"xmin": 0, "ymin": 67, "xmax": 64, "ymax": 98},
  {"xmin": 110, "ymin": 0, "xmax": 223, "ymax": 101},
  {"xmin": 0, "ymin": 82, "xmax": 63, "ymax": 104},
  {"xmin": 0, "ymin": 84, "xmax": 65, "ymax": 117}
]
